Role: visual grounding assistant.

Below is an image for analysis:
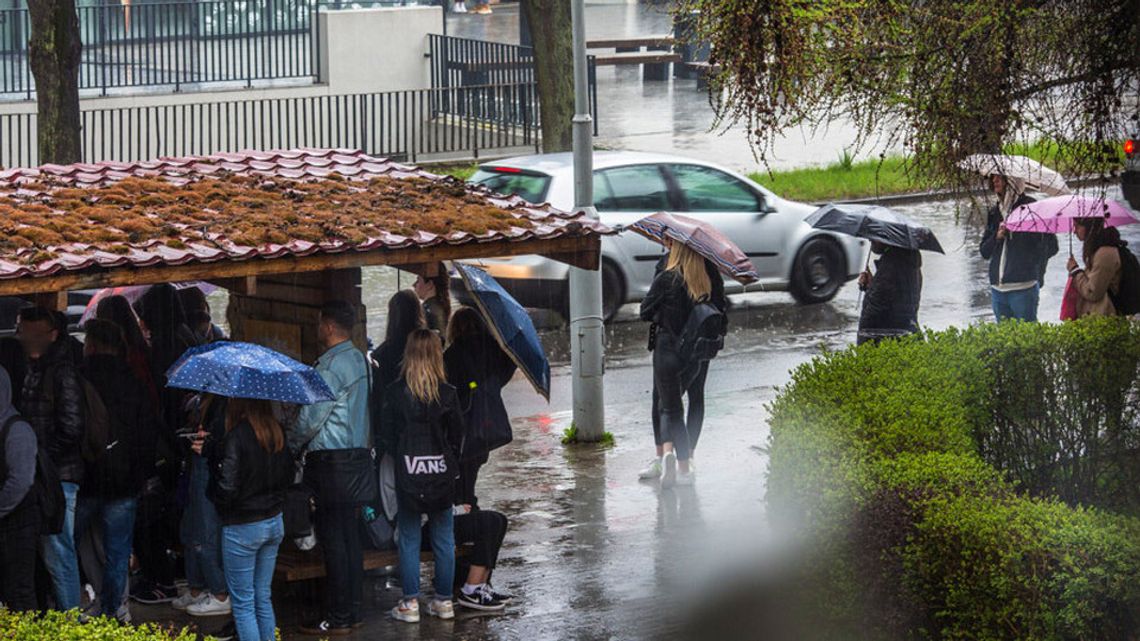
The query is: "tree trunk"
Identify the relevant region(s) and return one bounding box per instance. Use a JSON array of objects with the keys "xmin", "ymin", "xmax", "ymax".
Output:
[
  {"xmin": 521, "ymin": 0, "xmax": 573, "ymax": 153},
  {"xmin": 28, "ymin": 0, "xmax": 82, "ymax": 165}
]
